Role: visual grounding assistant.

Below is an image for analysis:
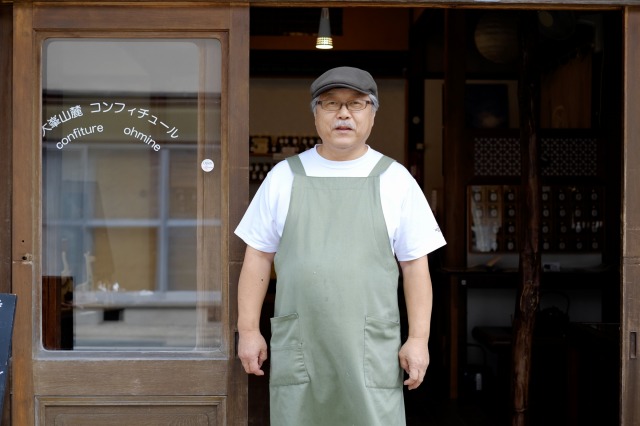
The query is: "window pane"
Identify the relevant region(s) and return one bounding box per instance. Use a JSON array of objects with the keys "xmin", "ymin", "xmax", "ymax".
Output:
[{"xmin": 41, "ymin": 39, "xmax": 222, "ymax": 351}]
